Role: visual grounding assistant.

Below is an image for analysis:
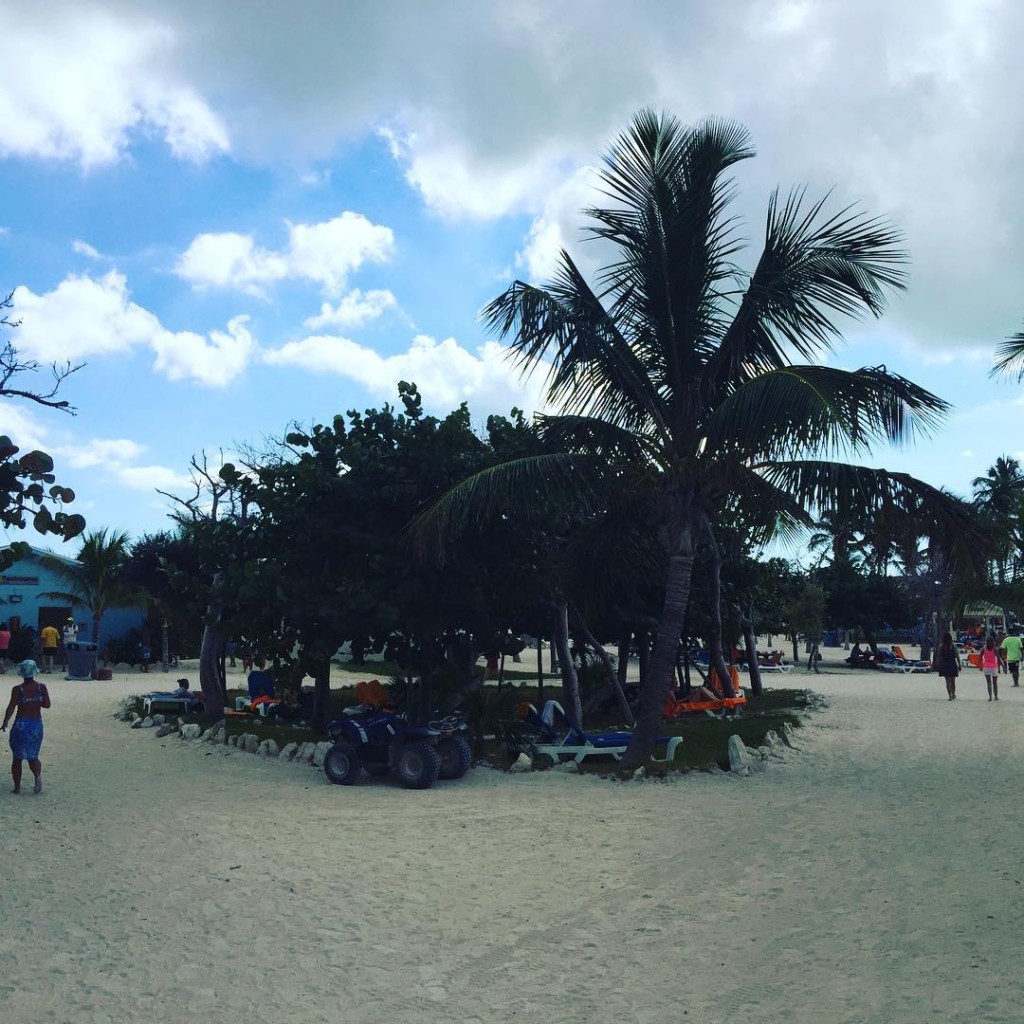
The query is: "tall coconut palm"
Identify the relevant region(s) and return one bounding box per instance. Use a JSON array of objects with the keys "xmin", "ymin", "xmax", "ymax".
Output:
[
  {"xmin": 972, "ymin": 456, "xmax": 1024, "ymax": 586},
  {"xmin": 38, "ymin": 528, "xmax": 138, "ymax": 644},
  {"xmin": 423, "ymin": 111, "xmax": 972, "ymax": 766}
]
